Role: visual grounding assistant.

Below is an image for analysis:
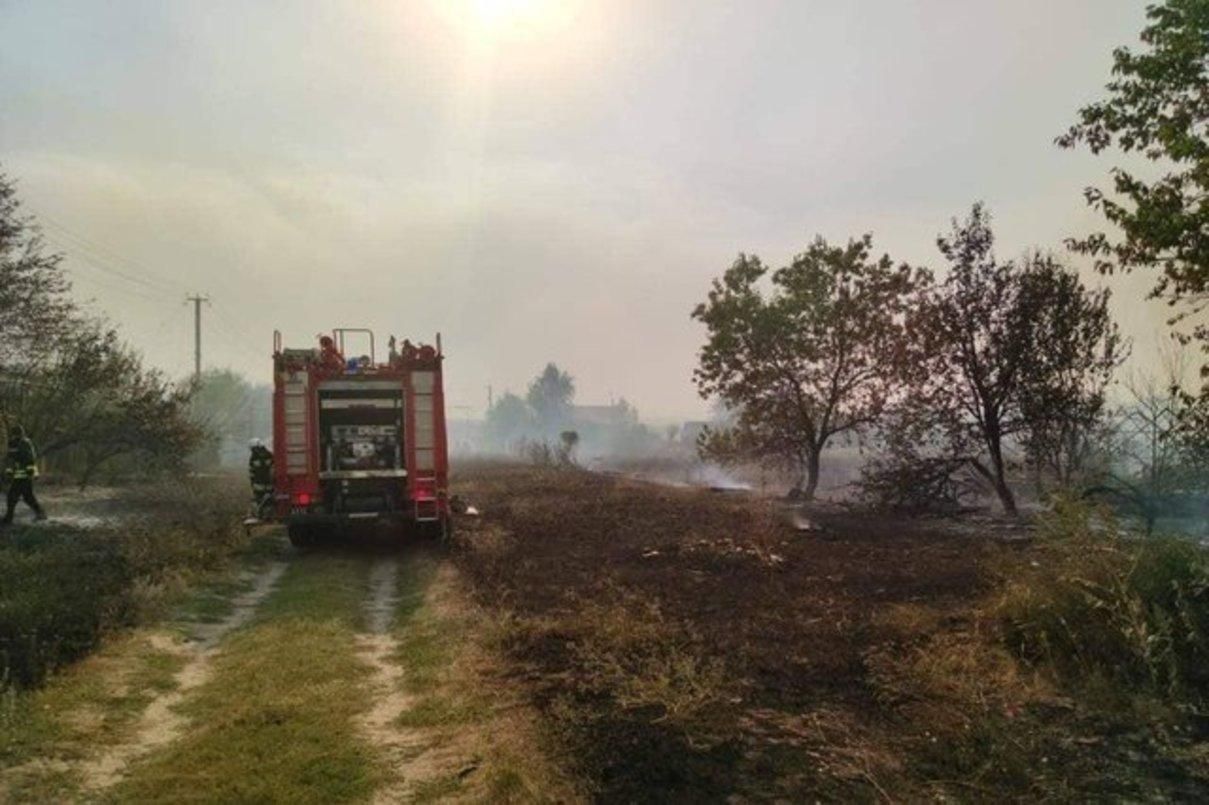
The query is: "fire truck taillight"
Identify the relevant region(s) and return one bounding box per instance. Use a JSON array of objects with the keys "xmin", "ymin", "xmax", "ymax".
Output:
[{"xmin": 294, "ymin": 492, "xmax": 312, "ymax": 506}]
